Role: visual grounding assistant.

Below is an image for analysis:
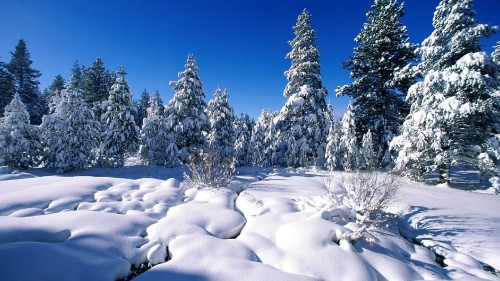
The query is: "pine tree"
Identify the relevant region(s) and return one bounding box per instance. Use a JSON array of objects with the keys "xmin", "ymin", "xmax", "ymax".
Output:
[
  {"xmin": 0, "ymin": 93, "xmax": 41, "ymax": 168},
  {"xmin": 392, "ymin": 0, "xmax": 499, "ymax": 184},
  {"xmin": 139, "ymin": 92, "xmax": 178, "ymax": 167},
  {"xmin": 206, "ymin": 87, "xmax": 236, "ymax": 159},
  {"xmin": 82, "ymin": 58, "xmax": 114, "ymax": 116},
  {"xmin": 234, "ymin": 113, "xmax": 254, "ymax": 167},
  {"xmin": 166, "ymin": 54, "xmax": 209, "ymax": 162},
  {"xmin": 392, "ymin": 52, "xmax": 500, "ymax": 183},
  {"xmin": 493, "ymin": 41, "xmax": 500, "ymax": 65},
  {"xmin": 136, "ymin": 89, "xmax": 150, "ymax": 128},
  {"xmin": 41, "ymin": 78, "xmax": 100, "ymax": 172},
  {"xmin": 340, "ymin": 104, "xmax": 359, "ymax": 172},
  {"xmin": 360, "ymin": 129, "xmax": 375, "ymax": 170},
  {"xmin": 251, "ymin": 110, "xmax": 278, "ymax": 166},
  {"xmin": 7, "ymin": 39, "xmax": 44, "ymax": 125},
  {"xmin": 0, "ymin": 59, "xmax": 15, "ymax": 116},
  {"xmin": 44, "ymin": 75, "xmax": 66, "ymax": 114},
  {"xmin": 99, "ymin": 67, "xmax": 139, "ymax": 168},
  {"xmin": 336, "ymin": 0, "xmax": 418, "ymax": 167},
  {"xmin": 420, "ymin": 0, "xmax": 498, "ymax": 72},
  {"xmin": 69, "ymin": 61, "xmax": 84, "ymax": 90},
  {"xmin": 276, "ymin": 9, "xmax": 330, "ymax": 167},
  {"xmin": 325, "ymin": 121, "xmax": 342, "ymax": 171}
]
